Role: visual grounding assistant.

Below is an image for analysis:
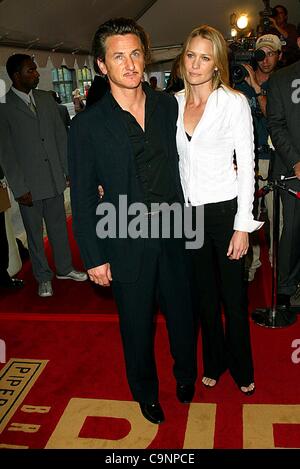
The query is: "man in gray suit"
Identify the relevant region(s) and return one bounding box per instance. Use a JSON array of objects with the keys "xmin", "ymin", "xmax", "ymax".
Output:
[{"xmin": 0, "ymin": 54, "xmax": 87, "ymax": 296}]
